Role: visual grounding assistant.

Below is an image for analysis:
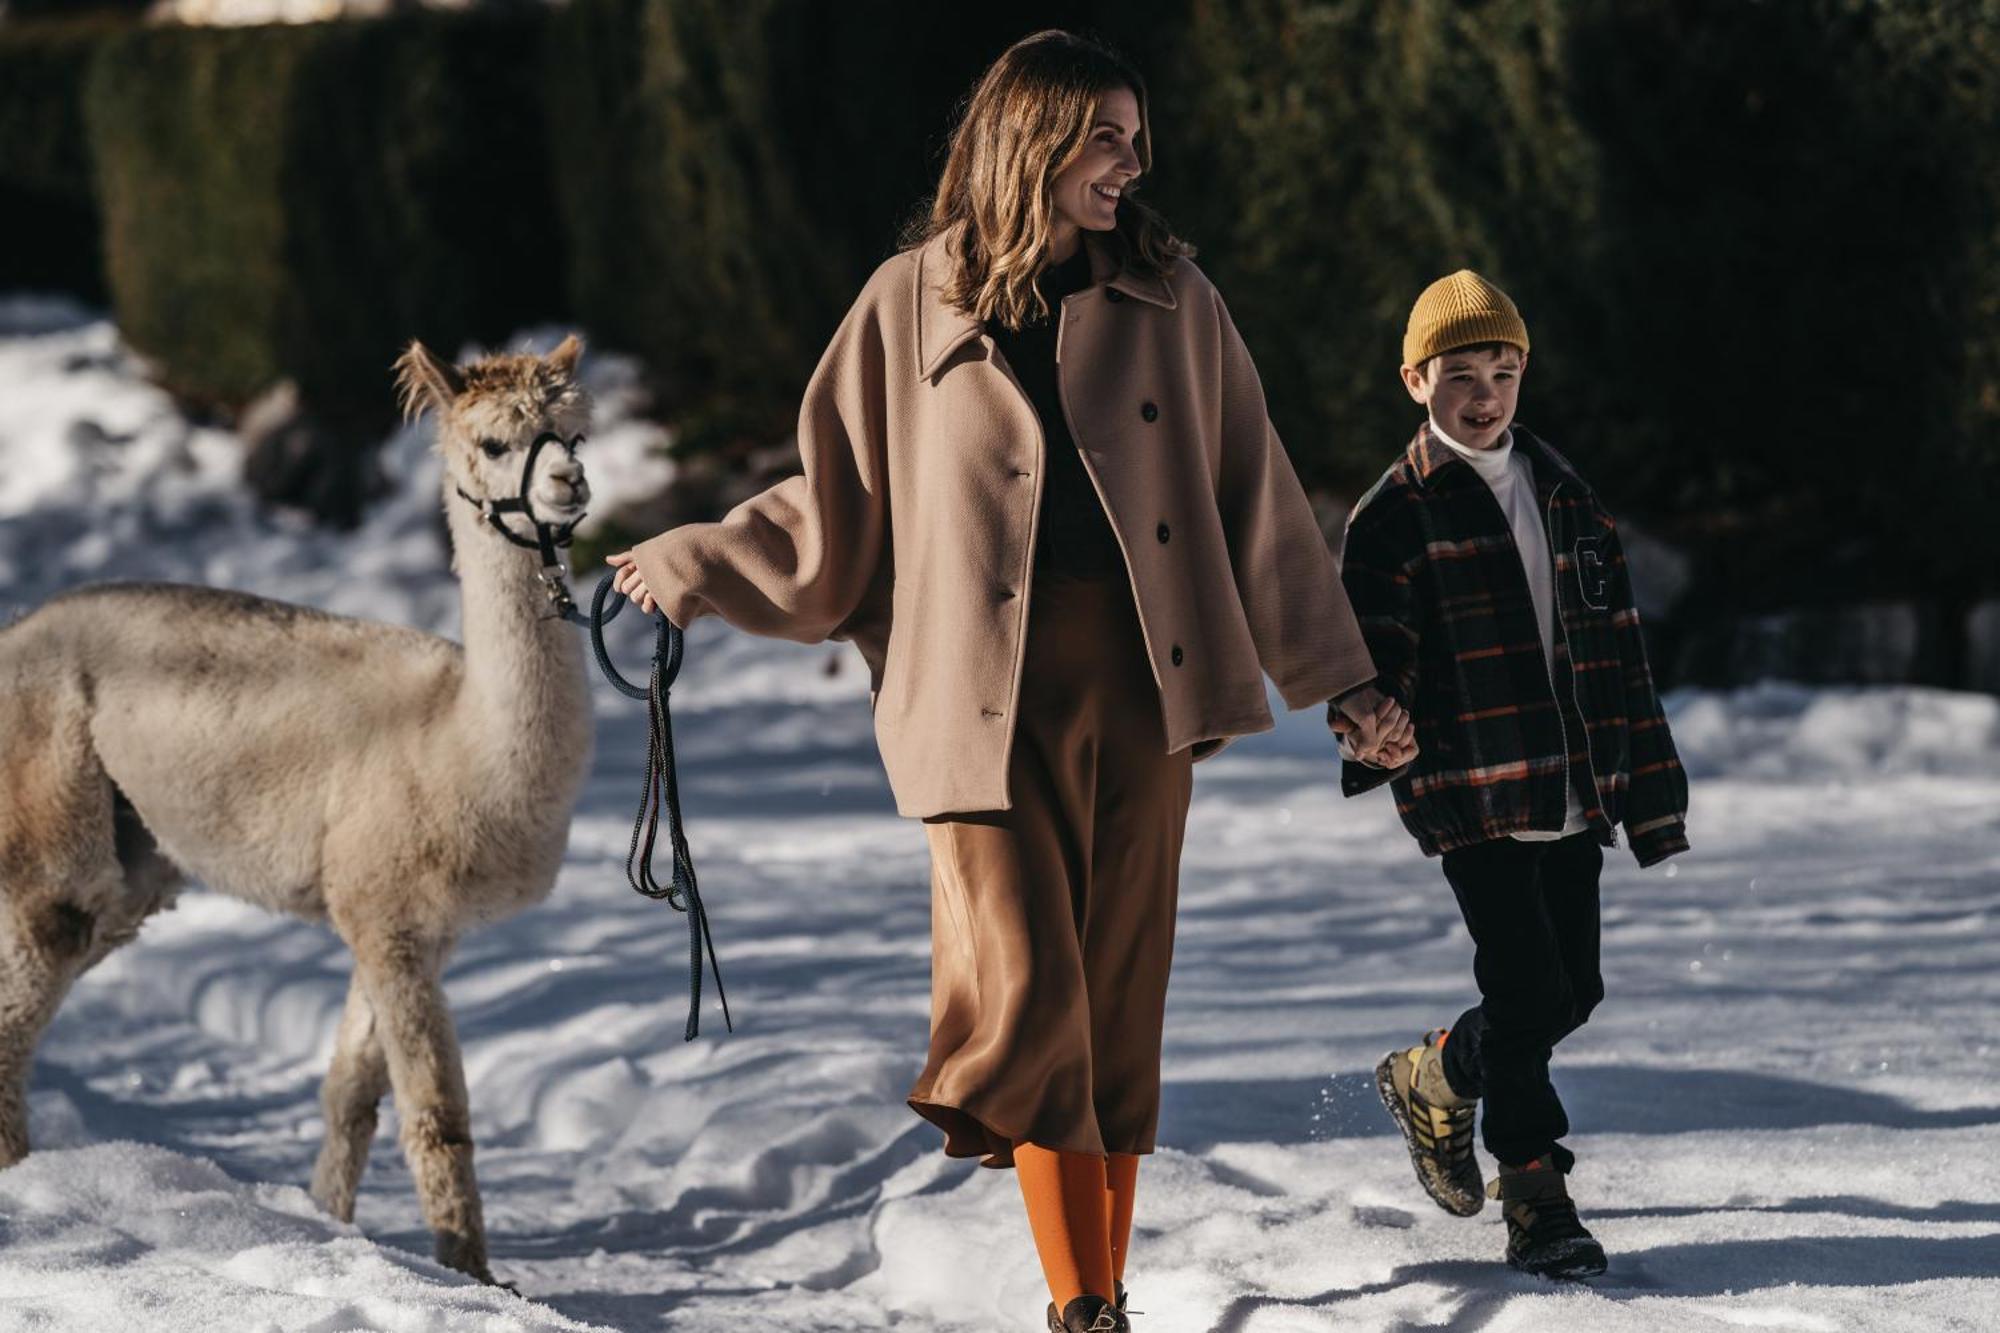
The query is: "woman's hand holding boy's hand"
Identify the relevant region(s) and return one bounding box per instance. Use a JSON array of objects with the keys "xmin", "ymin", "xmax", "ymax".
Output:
[
  {"xmin": 1331, "ymin": 684, "xmax": 1407, "ymax": 750},
  {"xmin": 1328, "ymin": 687, "xmax": 1419, "ymax": 769},
  {"xmin": 605, "ymin": 550, "xmax": 658, "ymax": 616}
]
